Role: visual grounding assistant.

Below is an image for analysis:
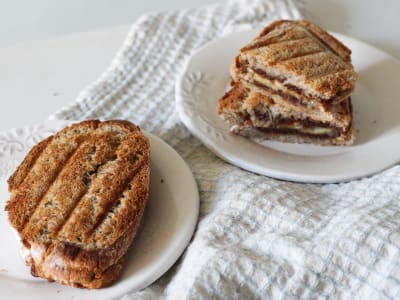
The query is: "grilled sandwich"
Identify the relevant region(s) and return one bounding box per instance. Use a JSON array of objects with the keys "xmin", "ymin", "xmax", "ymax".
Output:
[
  {"xmin": 5, "ymin": 120, "xmax": 150, "ymax": 288},
  {"xmin": 219, "ymin": 83, "xmax": 354, "ymax": 145},
  {"xmin": 219, "ymin": 20, "xmax": 357, "ymax": 146}
]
